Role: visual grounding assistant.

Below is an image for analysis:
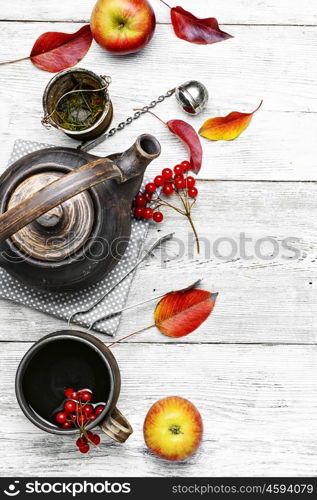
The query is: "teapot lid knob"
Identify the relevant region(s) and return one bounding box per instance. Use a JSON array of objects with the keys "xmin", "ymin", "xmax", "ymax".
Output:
[
  {"xmin": 175, "ymin": 80, "xmax": 209, "ymax": 115},
  {"xmin": 6, "ymin": 172, "xmax": 94, "ymax": 262},
  {"xmin": 36, "ymin": 205, "xmax": 64, "ymax": 228}
]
